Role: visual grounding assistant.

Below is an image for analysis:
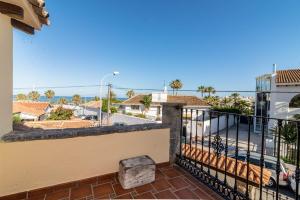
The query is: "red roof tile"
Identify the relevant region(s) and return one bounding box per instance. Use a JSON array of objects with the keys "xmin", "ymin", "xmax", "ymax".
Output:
[
  {"xmin": 276, "ymin": 69, "xmax": 300, "ymax": 84},
  {"xmin": 13, "ymin": 102, "xmax": 50, "ymax": 117},
  {"xmin": 182, "ymin": 144, "xmax": 272, "ymax": 185},
  {"xmin": 122, "ymin": 94, "xmax": 209, "ymax": 107}
]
